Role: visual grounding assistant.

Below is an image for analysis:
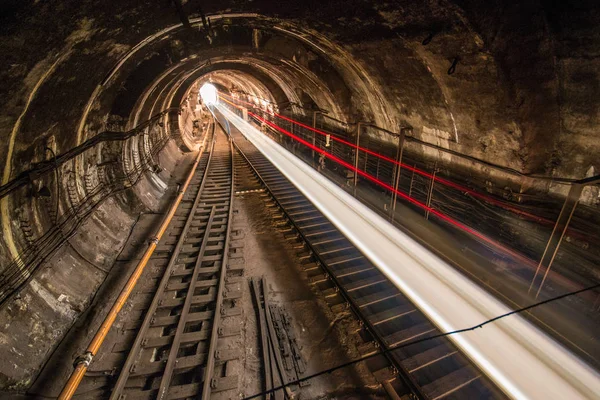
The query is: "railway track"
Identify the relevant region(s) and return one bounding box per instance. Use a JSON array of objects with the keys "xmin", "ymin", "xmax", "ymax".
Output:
[
  {"xmin": 220, "ymin": 110, "xmax": 508, "ymax": 400},
  {"xmin": 80, "ymin": 124, "xmax": 244, "ymax": 399},
  {"xmin": 69, "ymin": 111, "xmax": 508, "ymax": 399}
]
